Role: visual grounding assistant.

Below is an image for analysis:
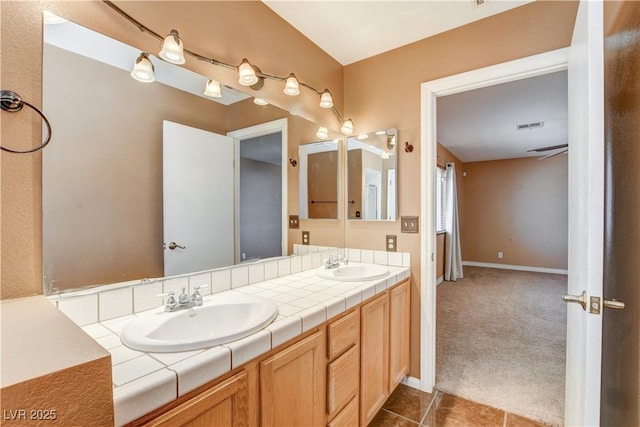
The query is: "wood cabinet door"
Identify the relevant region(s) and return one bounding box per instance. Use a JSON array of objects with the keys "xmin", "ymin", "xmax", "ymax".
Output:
[
  {"xmin": 145, "ymin": 370, "xmax": 250, "ymax": 427},
  {"xmin": 389, "ymin": 279, "xmax": 411, "ymax": 390},
  {"xmin": 360, "ymin": 293, "xmax": 389, "ymax": 426},
  {"xmin": 260, "ymin": 331, "xmax": 325, "ymax": 427}
]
